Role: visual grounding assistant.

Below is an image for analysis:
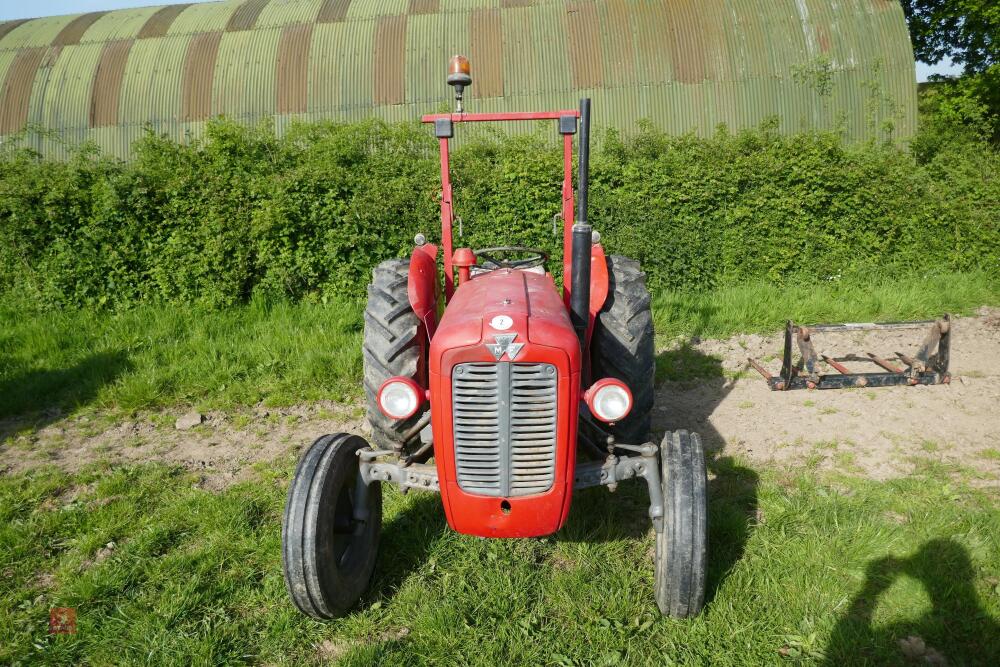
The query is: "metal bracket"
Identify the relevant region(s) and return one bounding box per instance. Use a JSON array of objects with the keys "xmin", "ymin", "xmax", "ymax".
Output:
[
  {"xmin": 359, "ymin": 449, "xmax": 440, "ymax": 493},
  {"xmin": 558, "ymin": 114, "xmax": 578, "ymax": 135},
  {"xmin": 434, "ymin": 117, "xmax": 454, "ymax": 138},
  {"xmin": 574, "ymin": 442, "xmax": 665, "ymax": 531},
  {"xmin": 359, "ymin": 441, "xmax": 666, "ymax": 531}
]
